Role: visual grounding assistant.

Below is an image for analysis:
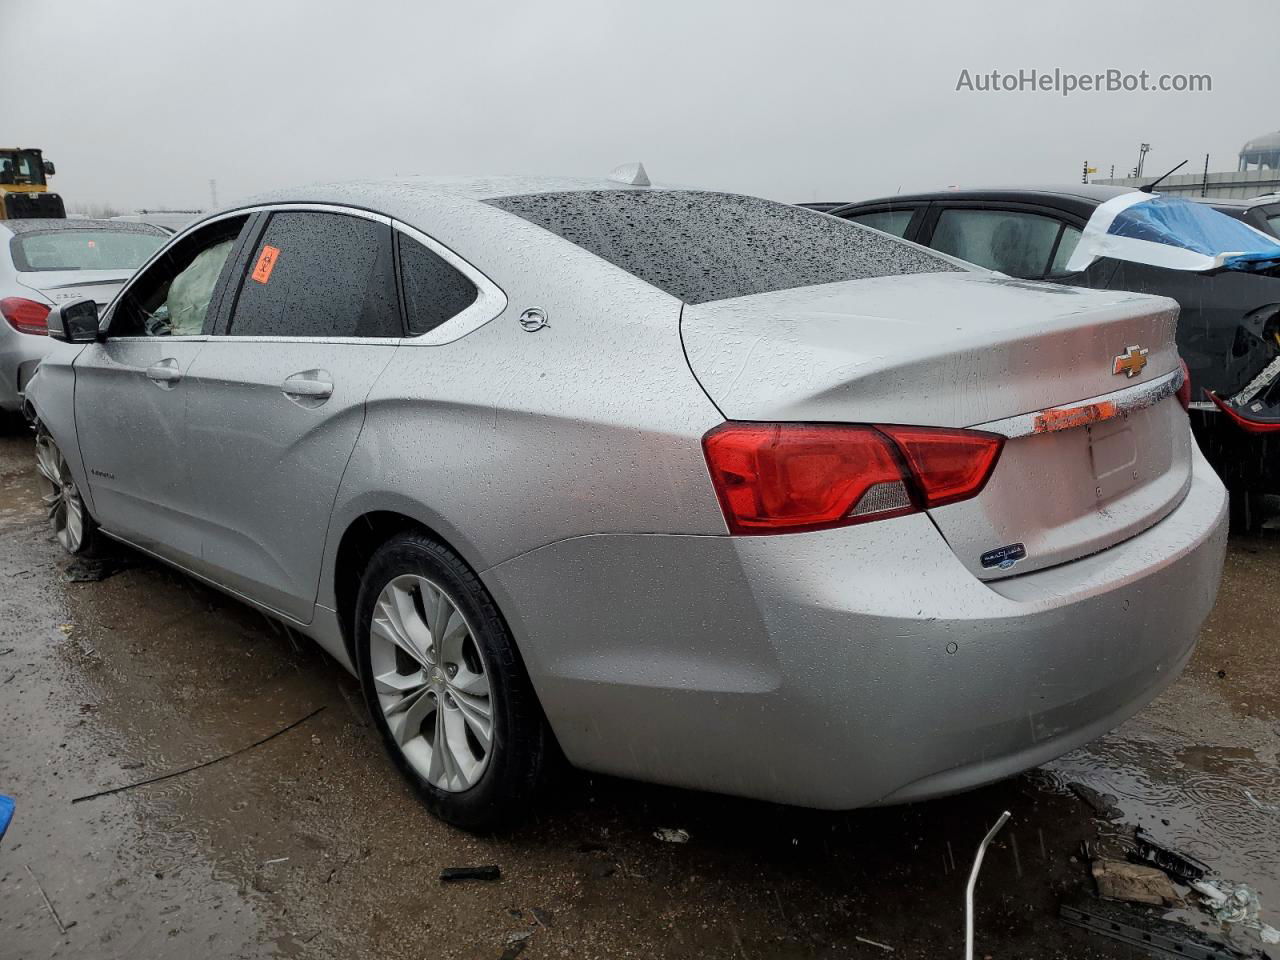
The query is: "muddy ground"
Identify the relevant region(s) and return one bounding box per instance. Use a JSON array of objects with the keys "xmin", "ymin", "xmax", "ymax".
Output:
[{"xmin": 1, "ymin": 421, "xmax": 1277, "ymax": 960}]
